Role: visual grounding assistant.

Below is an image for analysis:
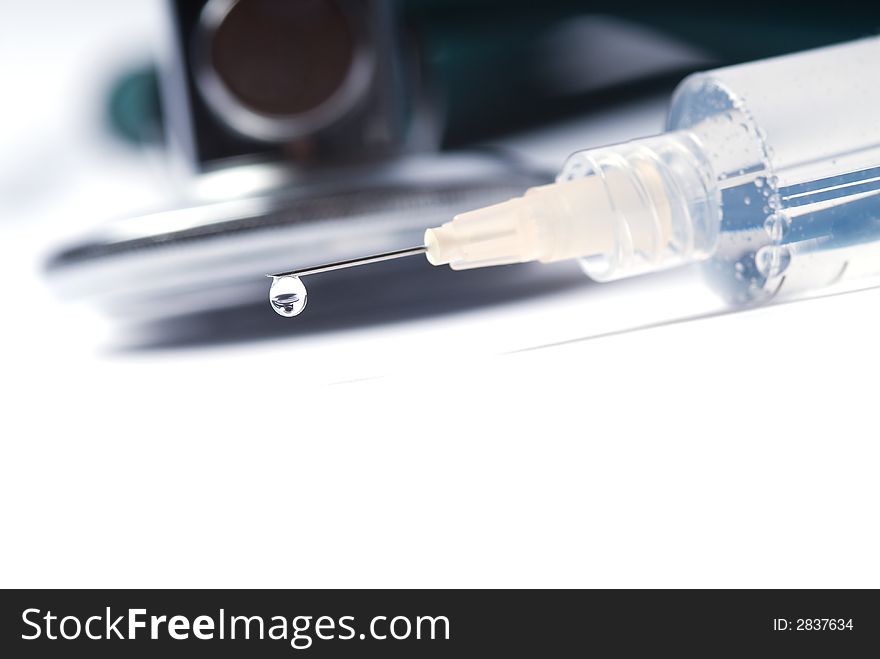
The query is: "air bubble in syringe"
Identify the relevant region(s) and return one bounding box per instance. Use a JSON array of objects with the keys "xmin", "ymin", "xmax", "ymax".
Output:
[{"xmin": 269, "ymin": 275, "xmax": 308, "ymax": 317}]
